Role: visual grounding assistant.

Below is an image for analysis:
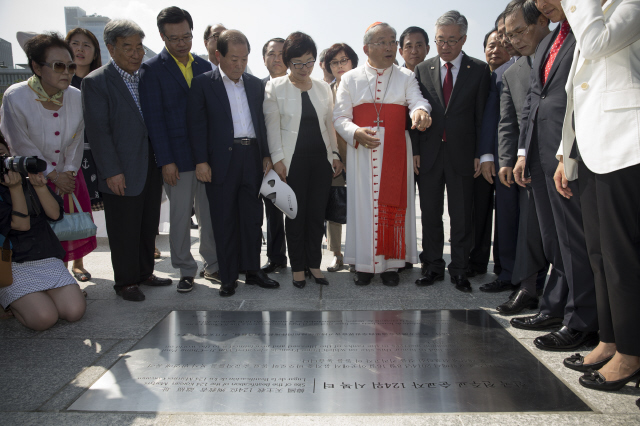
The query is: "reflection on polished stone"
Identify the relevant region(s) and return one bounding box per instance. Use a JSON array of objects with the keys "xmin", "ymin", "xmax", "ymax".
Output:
[{"xmin": 69, "ymin": 310, "xmax": 590, "ymax": 413}]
